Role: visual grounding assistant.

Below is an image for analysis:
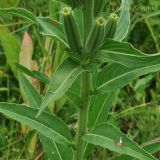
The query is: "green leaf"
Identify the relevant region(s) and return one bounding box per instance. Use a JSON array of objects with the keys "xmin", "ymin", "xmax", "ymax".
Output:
[
  {"xmin": 88, "ymin": 92, "xmax": 117, "ymax": 129},
  {"xmin": 49, "ymin": 0, "xmax": 60, "ymax": 19},
  {"xmin": 114, "ymin": 0, "xmax": 130, "ymax": 41},
  {"xmin": 83, "ymin": 123, "xmax": 157, "ymax": 160},
  {"xmin": 0, "ymin": 8, "xmax": 68, "ymax": 46},
  {"xmin": 96, "ymin": 39, "xmax": 160, "ymax": 68},
  {"xmin": 36, "ymin": 17, "xmax": 68, "ymax": 47},
  {"xmin": 101, "ymin": 39, "xmax": 144, "ymax": 56},
  {"xmin": 0, "ymin": 25, "xmax": 20, "ymax": 77},
  {"xmin": 16, "ymin": 63, "xmax": 50, "ymax": 85},
  {"xmin": 0, "ymin": 103, "xmax": 72, "ymax": 145},
  {"xmin": 19, "ymin": 73, "xmax": 73, "ymax": 159},
  {"xmin": 19, "ymin": 73, "xmax": 42, "ymax": 108},
  {"xmin": 95, "ymin": 39, "xmax": 160, "ymax": 93},
  {"xmin": 39, "ymin": 134, "xmax": 74, "ymax": 160},
  {"xmin": 0, "ymin": 7, "xmax": 36, "ymax": 23},
  {"xmin": 97, "ymin": 62, "xmax": 160, "ymax": 93},
  {"xmin": 111, "ymin": 141, "xmax": 160, "ymax": 160},
  {"xmin": 143, "ymin": 141, "xmax": 160, "ymax": 154},
  {"xmin": 85, "ymin": 92, "xmax": 117, "ymax": 156},
  {"xmin": 65, "ymin": 91, "xmax": 81, "ymax": 107},
  {"xmin": 37, "ymin": 58, "xmax": 84, "ymax": 116}
]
